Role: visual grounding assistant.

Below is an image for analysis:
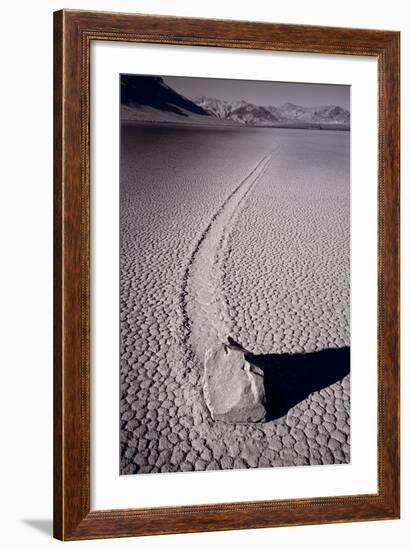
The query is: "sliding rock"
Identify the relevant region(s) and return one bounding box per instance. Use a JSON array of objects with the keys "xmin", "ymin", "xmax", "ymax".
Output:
[{"xmin": 204, "ymin": 343, "xmax": 267, "ymax": 423}]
